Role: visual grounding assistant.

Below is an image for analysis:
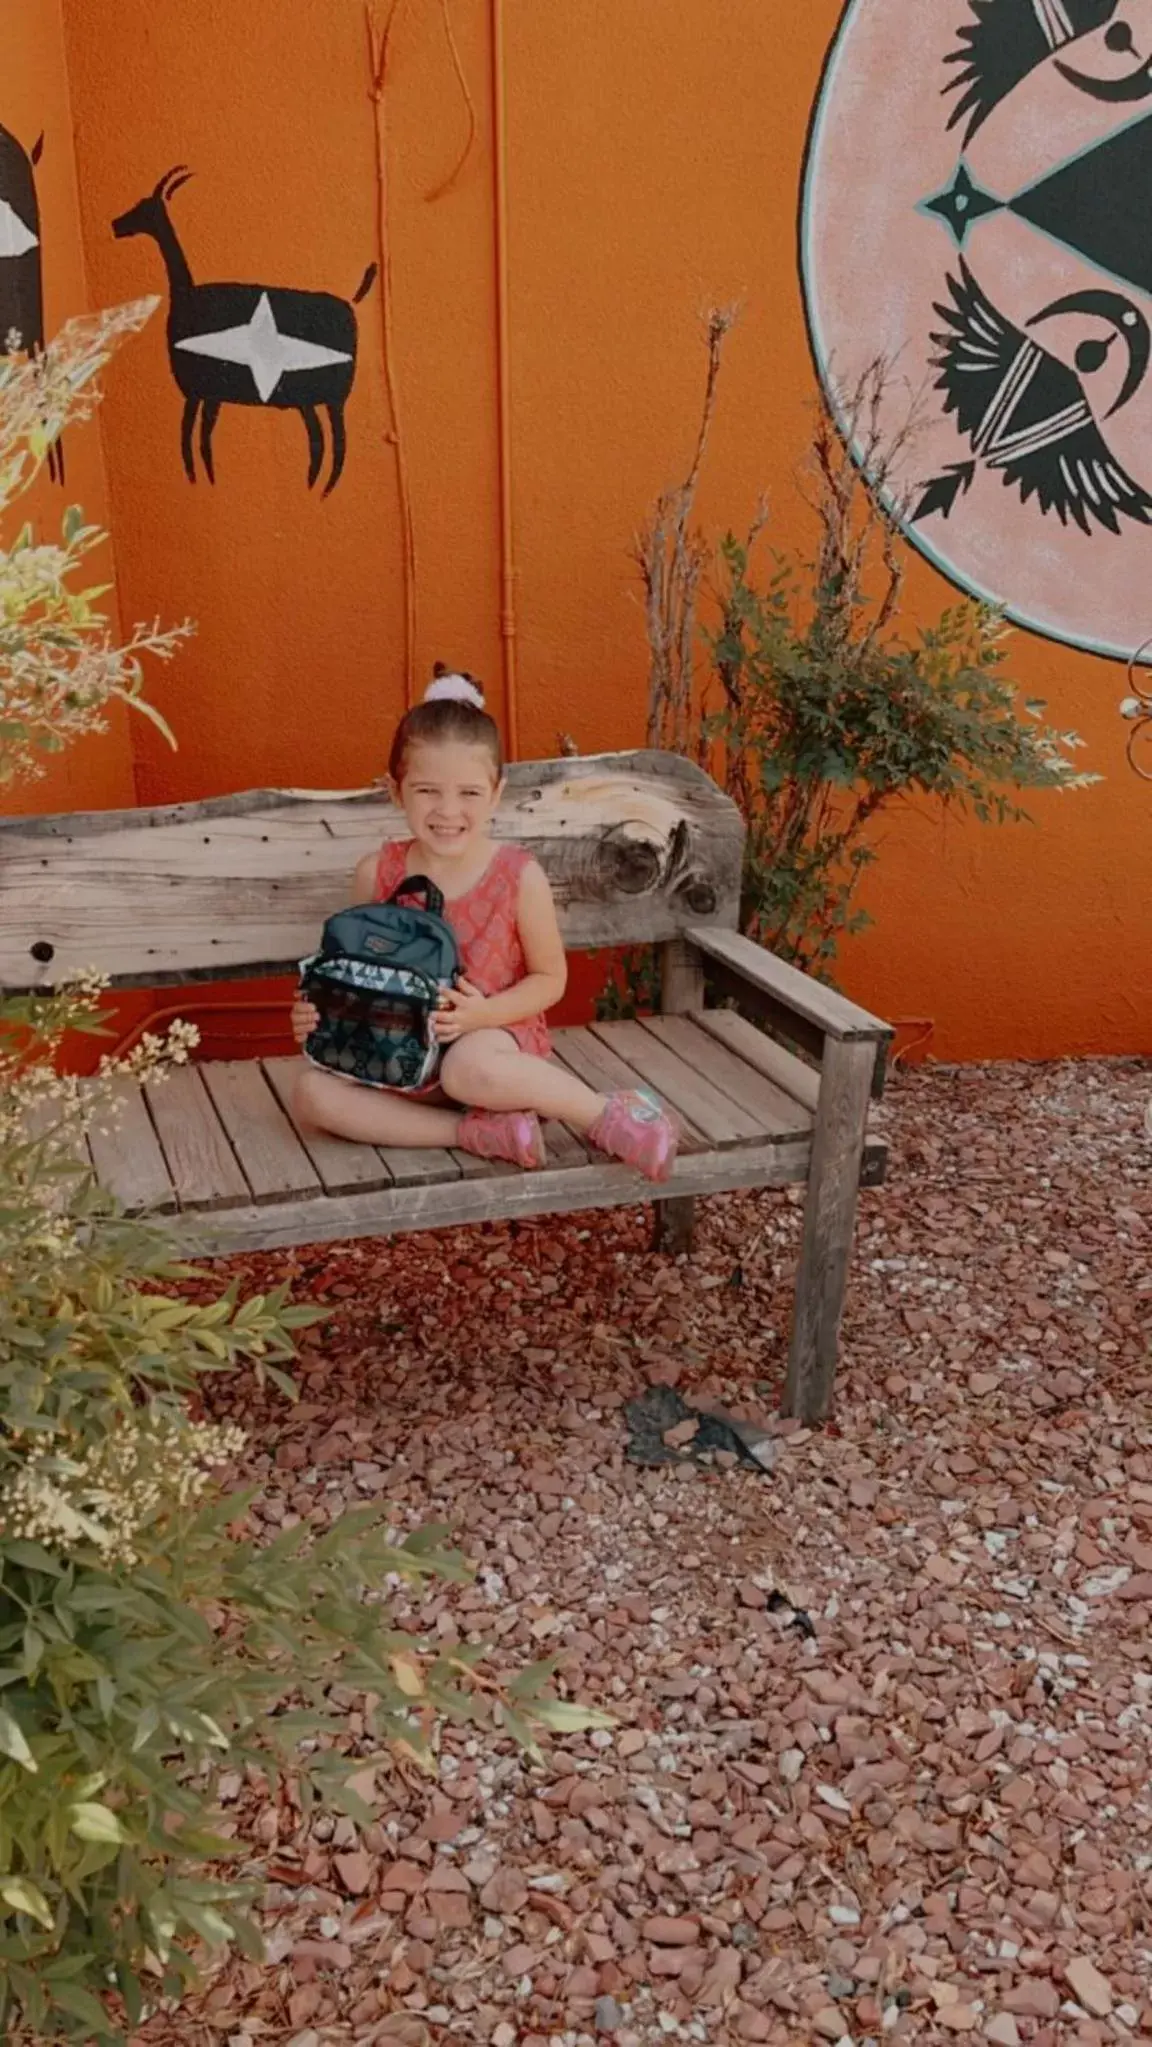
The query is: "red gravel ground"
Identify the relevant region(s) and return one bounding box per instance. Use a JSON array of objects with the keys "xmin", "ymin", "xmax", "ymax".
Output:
[{"xmin": 140, "ymin": 1058, "xmax": 1152, "ymax": 2047}]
